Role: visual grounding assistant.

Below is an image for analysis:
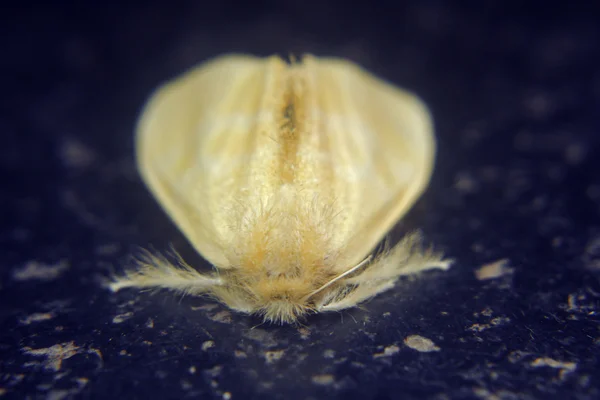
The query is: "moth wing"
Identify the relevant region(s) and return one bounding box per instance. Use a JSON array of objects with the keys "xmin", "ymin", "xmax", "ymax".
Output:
[
  {"xmin": 309, "ymin": 57, "xmax": 436, "ymax": 267},
  {"xmin": 137, "ymin": 54, "xmax": 436, "ymax": 270},
  {"xmin": 136, "ymin": 55, "xmax": 272, "ymax": 268}
]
